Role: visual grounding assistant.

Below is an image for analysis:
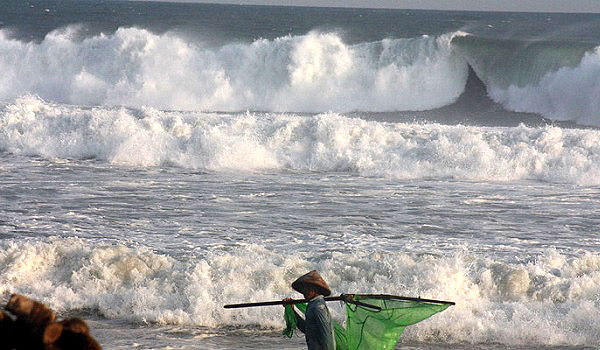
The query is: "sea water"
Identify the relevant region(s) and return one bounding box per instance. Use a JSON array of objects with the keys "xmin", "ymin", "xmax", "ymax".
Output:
[{"xmin": 1, "ymin": 1, "xmax": 600, "ymax": 349}]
